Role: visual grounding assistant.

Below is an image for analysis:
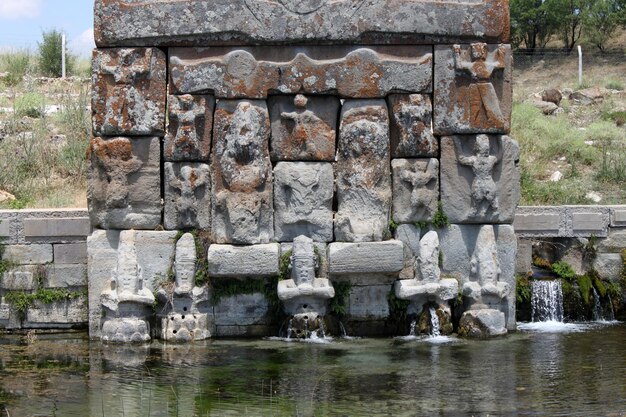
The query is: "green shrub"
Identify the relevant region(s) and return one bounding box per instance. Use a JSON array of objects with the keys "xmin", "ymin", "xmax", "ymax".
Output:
[
  {"xmin": 38, "ymin": 29, "xmax": 75, "ymax": 77},
  {"xmin": 14, "ymin": 92, "xmax": 45, "ymax": 118},
  {"xmin": 551, "ymin": 261, "xmax": 576, "ymax": 280},
  {"xmin": 605, "ymin": 79, "xmax": 624, "ymax": 91},
  {"xmin": 0, "ymin": 50, "xmax": 32, "ymax": 86}
]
